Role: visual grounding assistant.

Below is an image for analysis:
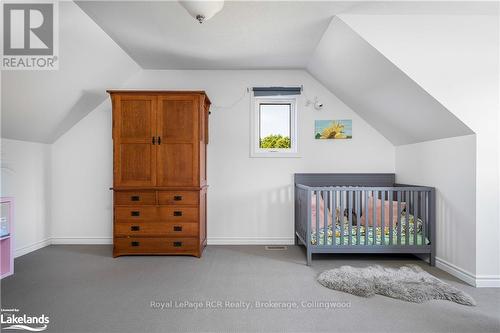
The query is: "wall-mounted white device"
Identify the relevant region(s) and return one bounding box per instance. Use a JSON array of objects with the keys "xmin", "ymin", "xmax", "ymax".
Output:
[{"xmin": 306, "ymin": 97, "xmax": 324, "ymax": 111}]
